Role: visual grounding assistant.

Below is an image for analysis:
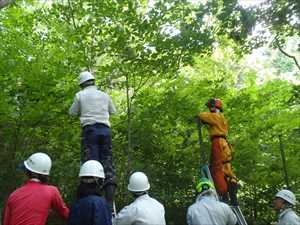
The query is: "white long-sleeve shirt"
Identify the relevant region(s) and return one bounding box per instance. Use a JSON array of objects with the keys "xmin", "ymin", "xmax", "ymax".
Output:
[
  {"xmin": 69, "ymin": 86, "xmax": 116, "ymax": 127},
  {"xmin": 115, "ymin": 194, "xmax": 166, "ymax": 225},
  {"xmin": 187, "ymin": 194, "xmax": 237, "ymax": 225},
  {"xmin": 277, "ymin": 208, "xmax": 300, "ymax": 225}
]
